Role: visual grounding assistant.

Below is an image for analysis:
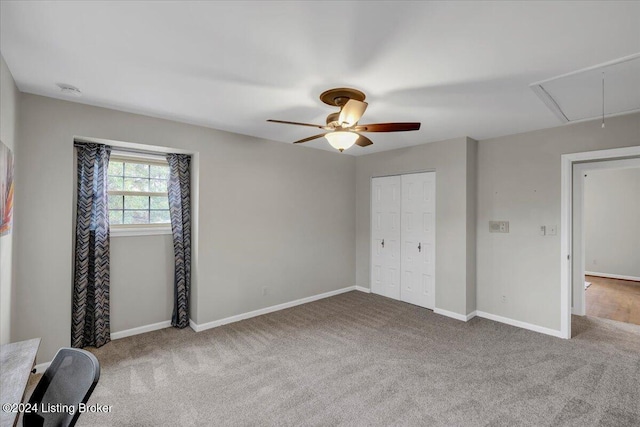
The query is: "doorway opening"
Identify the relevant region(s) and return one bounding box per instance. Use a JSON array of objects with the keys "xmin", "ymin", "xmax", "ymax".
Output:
[
  {"xmin": 561, "ymin": 147, "xmax": 640, "ymax": 339},
  {"xmin": 581, "ymin": 162, "xmax": 640, "ymax": 325}
]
